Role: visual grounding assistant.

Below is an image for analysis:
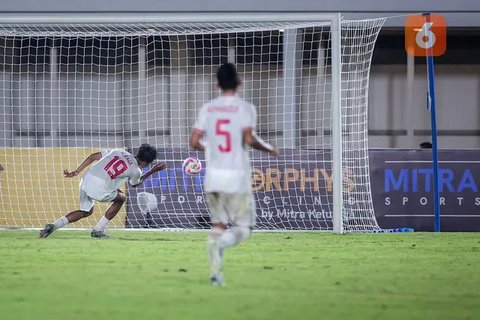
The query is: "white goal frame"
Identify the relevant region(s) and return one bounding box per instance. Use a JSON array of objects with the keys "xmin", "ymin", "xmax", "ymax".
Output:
[{"xmin": 0, "ymin": 12, "xmax": 347, "ymax": 233}]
